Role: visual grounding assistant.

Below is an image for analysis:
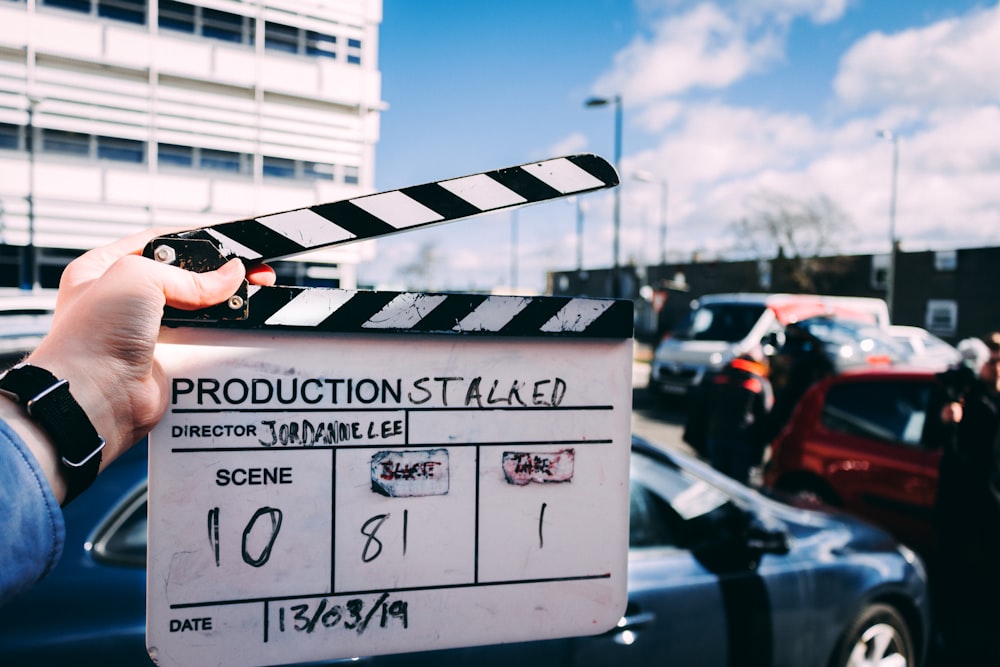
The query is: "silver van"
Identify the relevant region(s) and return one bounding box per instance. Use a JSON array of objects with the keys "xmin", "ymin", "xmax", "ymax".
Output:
[{"xmin": 648, "ymin": 293, "xmax": 891, "ymax": 398}]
